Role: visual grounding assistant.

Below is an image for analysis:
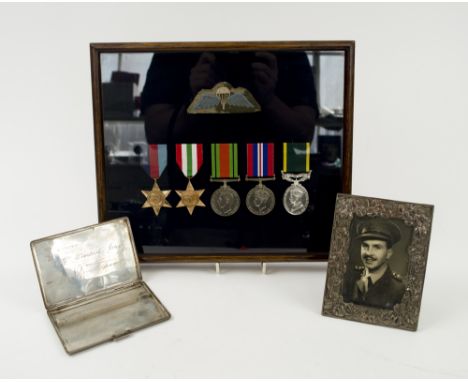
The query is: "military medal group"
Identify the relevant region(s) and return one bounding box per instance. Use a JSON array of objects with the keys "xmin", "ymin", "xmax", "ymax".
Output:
[{"xmin": 142, "ymin": 142, "xmax": 312, "ymax": 217}]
